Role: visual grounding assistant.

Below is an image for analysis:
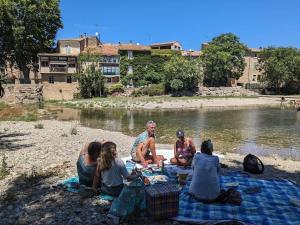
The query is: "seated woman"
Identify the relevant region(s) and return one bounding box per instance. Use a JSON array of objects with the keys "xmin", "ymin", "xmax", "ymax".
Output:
[
  {"xmin": 188, "ymin": 140, "xmax": 221, "ymax": 203},
  {"xmin": 93, "ymin": 141, "xmax": 137, "ymax": 197},
  {"xmin": 77, "ymin": 141, "xmax": 102, "ymax": 187},
  {"xmin": 170, "ymin": 130, "xmax": 196, "ymax": 167}
]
